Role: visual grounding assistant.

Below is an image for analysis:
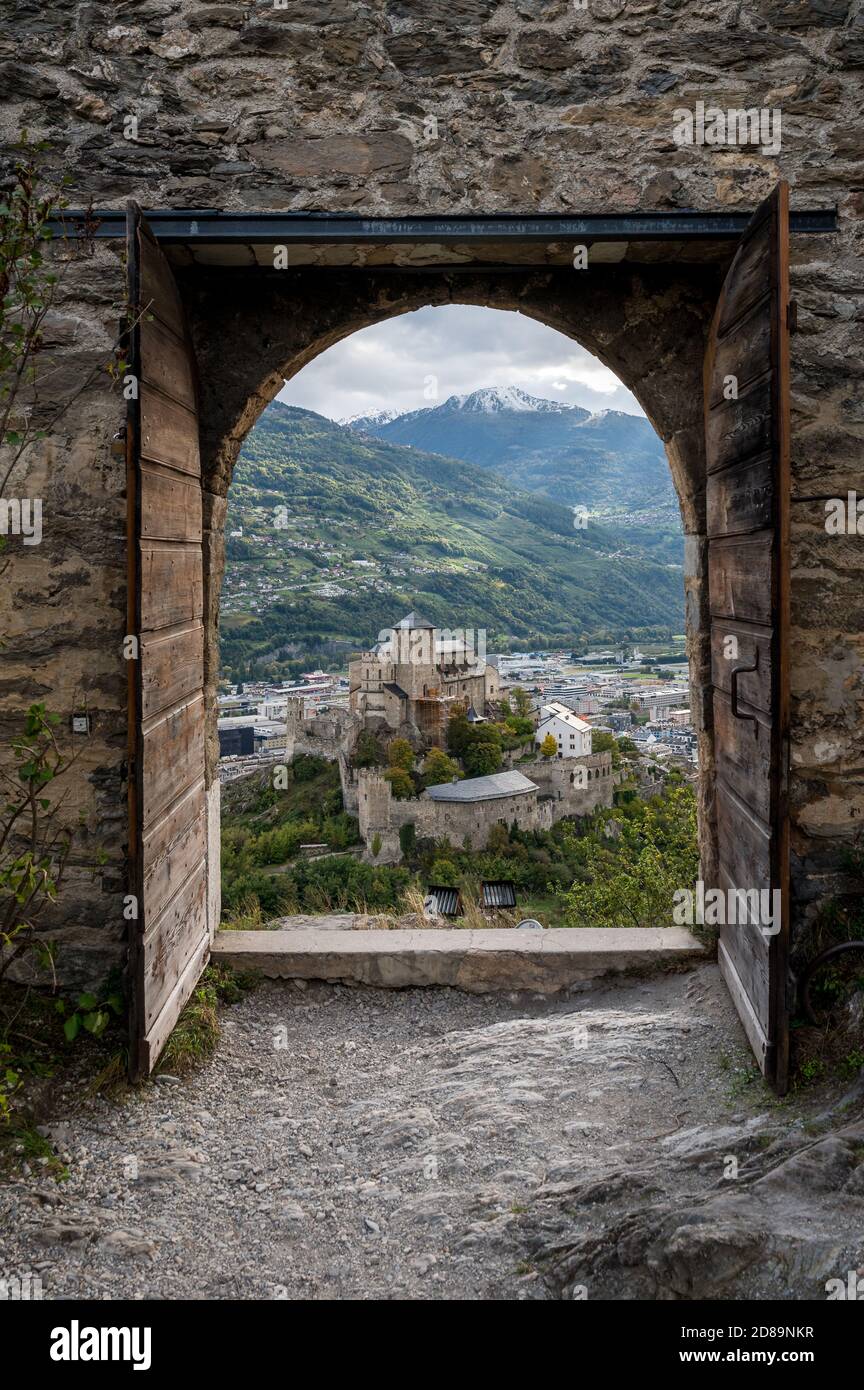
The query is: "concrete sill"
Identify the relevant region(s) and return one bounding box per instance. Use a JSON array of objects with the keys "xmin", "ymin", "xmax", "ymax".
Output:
[{"xmin": 212, "ymin": 927, "xmax": 704, "ymax": 993}]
